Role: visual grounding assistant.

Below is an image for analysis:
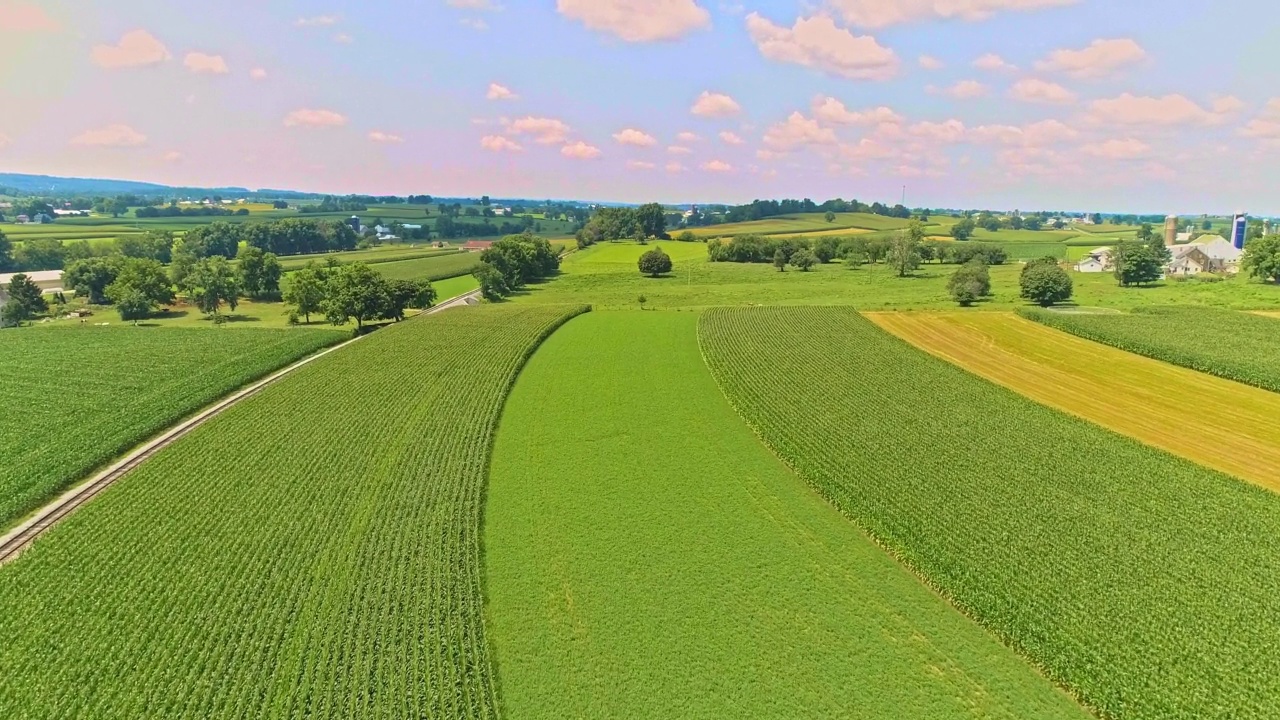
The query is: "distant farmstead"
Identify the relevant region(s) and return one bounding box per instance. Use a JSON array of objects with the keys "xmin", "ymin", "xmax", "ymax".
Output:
[
  {"xmin": 463, "ymin": 241, "xmax": 494, "ymax": 252},
  {"xmin": 0, "ymin": 270, "xmax": 65, "ymax": 303}
]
